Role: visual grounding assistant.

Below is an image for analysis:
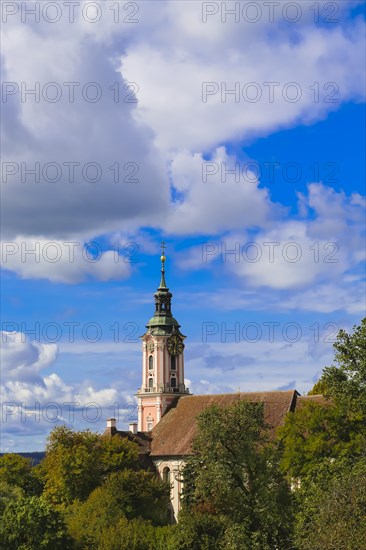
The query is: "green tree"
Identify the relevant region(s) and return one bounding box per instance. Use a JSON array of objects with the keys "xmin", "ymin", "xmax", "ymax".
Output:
[
  {"xmin": 0, "ymin": 454, "xmax": 42, "ymax": 496},
  {"xmin": 307, "ymin": 377, "xmax": 329, "ymax": 395},
  {"xmin": 42, "ymin": 426, "xmax": 103, "ymax": 505},
  {"xmin": 320, "ymin": 318, "xmax": 366, "ymax": 413},
  {"xmin": 170, "ymin": 510, "xmax": 225, "ymax": 550},
  {"xmin": 100, "ymin": 434, "xmax": 138, "ymax": 474},
  {"xmin": 0, "ymin": 496, "xmax": 73, "ymax": 550},
  {"xmin": 0, "ymin": 480, "xmax": 24, "ymax": 515},
  {"xmin": 66, "ymin": 469, "xmax": 170, "ymax": 548},
  {"xmin": 96, "ymin": 517, "xmax": 174, "ymax": 550},
  {"xmin": 294, "ymin": 460, "xmax": 366, "ymax": 549},
  {"xmin": 180, "ymin": 400, "xmax": 293, "ymax": 549},
  {"xmin": 279, "ymin": 399, "xmax": 364, "ymax": 479},
  {"xmin": 41, "ymin": 426, "xmax": 139, "ymax": 506},
  {"xmin": 279, "ymin": 318, "xmax": 366, "ymax": 549},
  {"xmin": 280, "ymin": 319, "xmax": 366, "ymax": 479}
]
